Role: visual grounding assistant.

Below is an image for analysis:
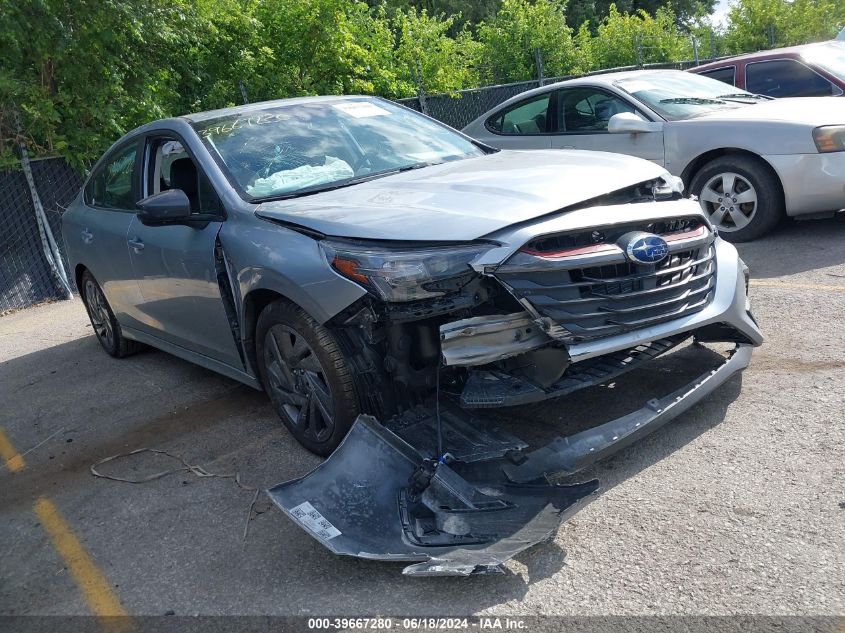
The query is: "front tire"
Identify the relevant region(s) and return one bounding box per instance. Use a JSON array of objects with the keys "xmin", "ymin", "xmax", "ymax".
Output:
[
  {"xmin": 80, "ymin": 270, "xmax": 144, "ymax": 358},
  {"xmin": 690, "ymin": 155, "xmax": 784, "ymax": 242},
  {"xmin": 256, "ymin": 299, "xmax": 360, "ymax": 455}
]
